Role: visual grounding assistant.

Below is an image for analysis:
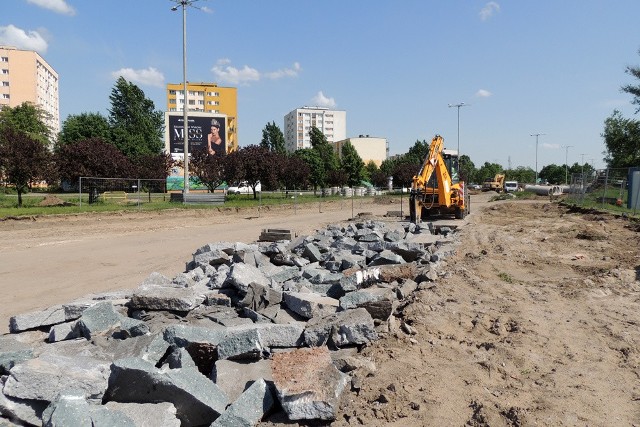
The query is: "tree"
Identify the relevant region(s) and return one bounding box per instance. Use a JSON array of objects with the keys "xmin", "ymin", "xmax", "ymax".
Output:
[
  {"xmin": 340, "ymin": 142, "xmax": 366, "ymax": 187},
  {"xmin": 58, "ymin": 112, "xmax": 111, "ymax": 149},
  {"xmin": 226, "ymin": 145, "xmax": 279, "ymax": 199},
  {"xmin": 260, "ymin": 121, "xmax": 286, "ymax": 154},
  {"xmin": 602, "ymin": 110, "xmax": 640, "ymax": 168},
  {"xmin": 538, "ymin": 164, "xmax": 565, "ymax": 184},
  {"xmin": 392, "ymin": 159, "xmax": 420, "ymax": 189},
  {"xmin": 505, "ymin": 166, "xmax": 535, "ymax": 184},
  {"xmin": 364, "ymin": 160, "xmax": 378, "ymax": 182},
  {"xmin": 309, "ymin": 126, "xmax": 339, "ymax": 190},
  {"xmin": 295, "ymin": 148, "xmax": 324, "ymax": 194},
  {"xmin": 280, "ymin": 155, "xmax": 310, "ymax": 192},
  {"xmin": 0, "ymin": 102, "xmax": 52, "ymax": 146},
  {"xmin": 404, "ymin": 139, "xmax": 430, "ymax": 164},
  {"xmin": 621, "ymin": 48, "xmax": 640, "ymax": 114},
  {"xmin": 131, "ymin": 153, "xmax": 174, "ymax": 180},
  {"xmin": 190, "ymin": 150, "xmax": 227, "ymax": 193},
  {"xmin": 0, "ymin": 127, "xmax": 52, "ymax": 207},
  {"xmin": 476, "ymin": 162, "xmax": 504, "ymax": 182},
  {"xmin": 459, "ymin": 154, "xmax": 476, "ymax": 184},
  {"xmin": 108, "ymin": 77, "xmax": 164, "ymax": 157},
  {"xmin": 56, "ymin": 138, "xmax": 135, "ymax": 185}
]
